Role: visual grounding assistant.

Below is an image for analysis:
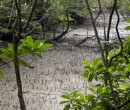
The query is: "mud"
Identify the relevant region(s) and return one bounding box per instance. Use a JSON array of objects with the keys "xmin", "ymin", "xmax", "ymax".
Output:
[{"xmin": 0, "ymin": 14, "xmax": 130, "ymax": 110}]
